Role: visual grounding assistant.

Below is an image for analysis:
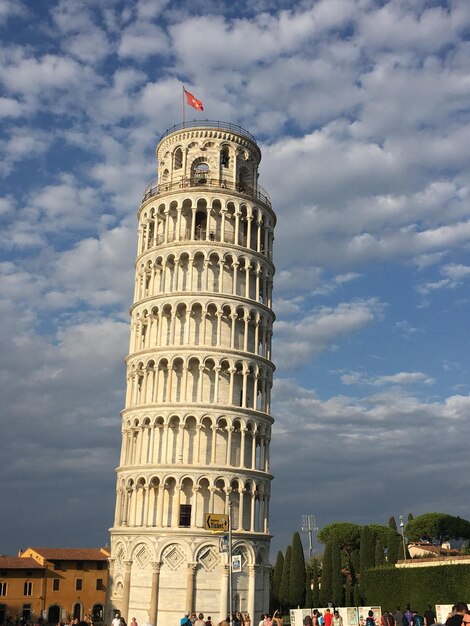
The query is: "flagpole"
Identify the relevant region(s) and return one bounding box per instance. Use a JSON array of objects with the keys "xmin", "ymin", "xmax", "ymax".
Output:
[{"xmin": 182, "ymin": 86, "xmax": 185, "ymax": 125}]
